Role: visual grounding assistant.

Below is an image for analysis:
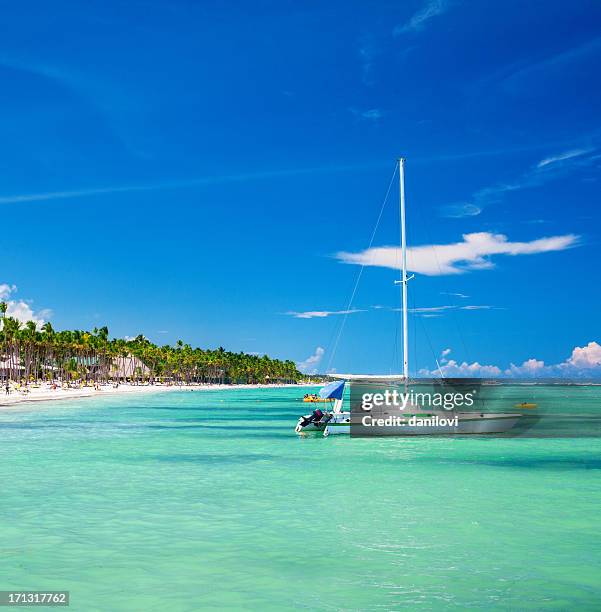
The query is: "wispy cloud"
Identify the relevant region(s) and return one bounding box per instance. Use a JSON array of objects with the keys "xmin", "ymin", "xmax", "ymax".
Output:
[
  {"xmin": 406, "ymin": 304, "xmax": 492, "ymax": 316},
  {"xmin": 377, "ymin": 303, "xmax": 492, "ymax": 317},
  {"xmin": 0, "ymin": 161, "xmax": 389, "ymax": 206},
  {"xmin": 443, "ymin": 146, "xmax": 598, "ymax": 216},
  {"xmin": 409, "ymin": 305, "xmax": 456, "ymax": 314},
  {"xmin": 441, "ymin": 292, "xmax": 469, "ymax": 298},
  {"xmin": 357, "ymin": 33, "xmax": 379, "ymax": 85},
  {"xmin": 5, "ymin": 144, "xmax": 591, "ymax": 207},
  {"xmin": 440, "ymin": 203, "xmax": 482, "ymax": 218},
  {"xmin": 336, "ymin": 231, "xmax": 579, "ymax": 276},
  {"xmin": 537, "ymin": 148, "xmax": 595, "ymax": 168},
  {"xmin": 286, "ymin": 309, "xmax": 365, "ymax": 319},
  {"xmin": 0, "ymin": 54, "xmax": 143, "ymax": 156},
  {"xmin": 361, "ymin": 109, "xmax": 383, "ymax": 121},
  {"xmin": 501, "ymin": 37, "xmax": 601, "ymax": 88},
  {"xmin": 349, "ymin": 107, "xmax": 383, "ymax": 122},
  {"xmin": 394, "ymin": 0, "xmax": 448, "ymax": 34}
]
